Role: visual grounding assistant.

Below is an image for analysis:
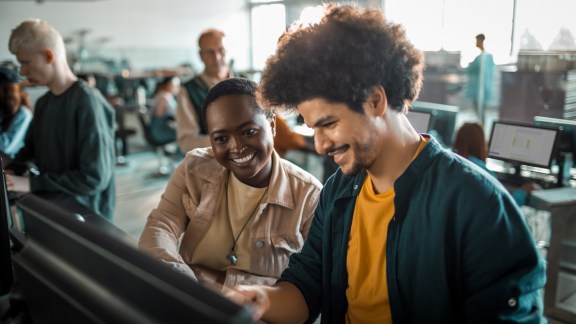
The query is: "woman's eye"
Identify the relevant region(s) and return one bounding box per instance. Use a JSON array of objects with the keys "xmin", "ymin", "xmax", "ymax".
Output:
[{"xmin": 214, "ymin": 136, "xmax": 227, "ymax": 143}]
